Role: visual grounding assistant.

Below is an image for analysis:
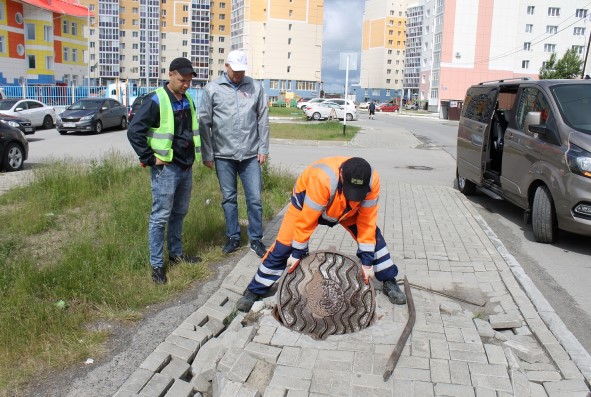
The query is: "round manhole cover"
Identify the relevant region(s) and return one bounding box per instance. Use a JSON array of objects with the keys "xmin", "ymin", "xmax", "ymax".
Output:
[
  {"xmin": 276, "ymin": 251, "xmax": 375, "ymax": 340},
  {"xmin": 406, "ymin": 165, "xmax": 433, "ymax": 171}
]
